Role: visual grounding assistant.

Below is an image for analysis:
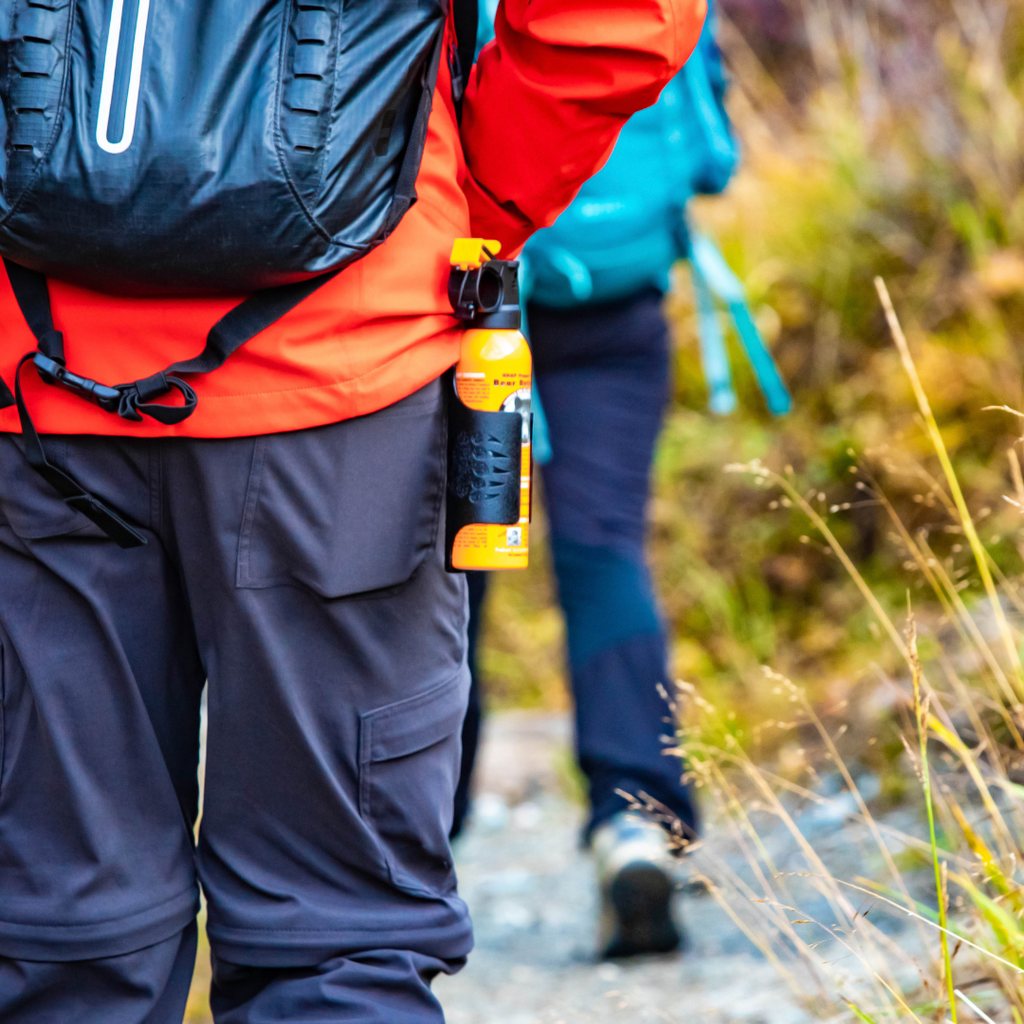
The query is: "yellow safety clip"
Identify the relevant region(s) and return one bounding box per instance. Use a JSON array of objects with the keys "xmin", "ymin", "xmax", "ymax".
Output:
[{"xmin": 449, "ymin": 238, "xmax": 502, "ymax": 270}]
